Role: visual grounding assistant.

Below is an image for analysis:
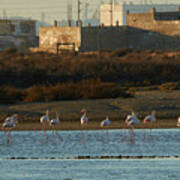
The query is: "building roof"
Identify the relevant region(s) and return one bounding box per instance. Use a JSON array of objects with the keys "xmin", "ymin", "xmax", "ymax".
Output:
[{"xmin": 154, "ymin": 11, "xmax": 180, "ymax": 20}]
